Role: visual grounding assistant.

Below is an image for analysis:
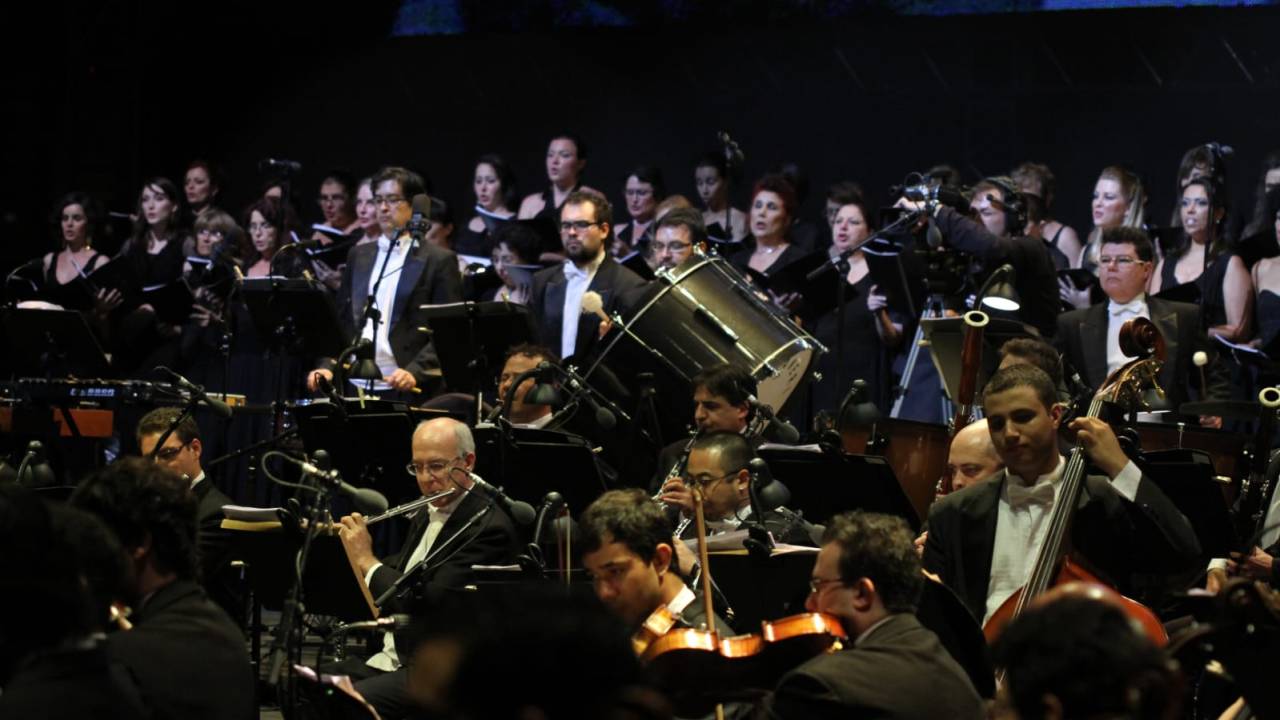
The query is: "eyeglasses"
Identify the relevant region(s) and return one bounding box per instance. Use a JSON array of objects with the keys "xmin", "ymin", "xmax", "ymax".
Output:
[
  {"xmin": 153, "ymin": 441, "xmax": 192, "ymax": 463},
  {"xmin": 683, "ymin": 470, "xmax": 738, "ymax": 489},
  {"xmin": 373, "ymin": 195, "xmax": 406, "ymax": 207},
  {"xmin": 652, "ymin": 241, "xmax": 690, "ymax": 254},
  {"xmin": 808, "ymin": 576, "xmax": 845, "ymax": 595},
  {"xmin": 1097, "ymin": 255, "xmax": 1142, "ymax": 267},
  {"xmin": 560, "ymin": 220, "xmax": 601, "ymax": 232},
  {"xmin": 405, "ymin": 460, "xmax": 462, "ymax": 477}
]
